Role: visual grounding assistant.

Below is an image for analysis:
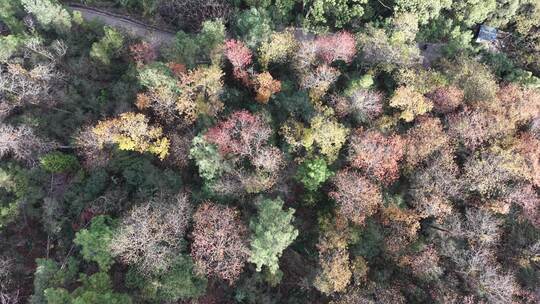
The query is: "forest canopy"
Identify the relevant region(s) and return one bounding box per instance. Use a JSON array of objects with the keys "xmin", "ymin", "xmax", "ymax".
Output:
[{"xmin": 1, "ymin": 0, "xmax": 540, "ymax": 303}]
